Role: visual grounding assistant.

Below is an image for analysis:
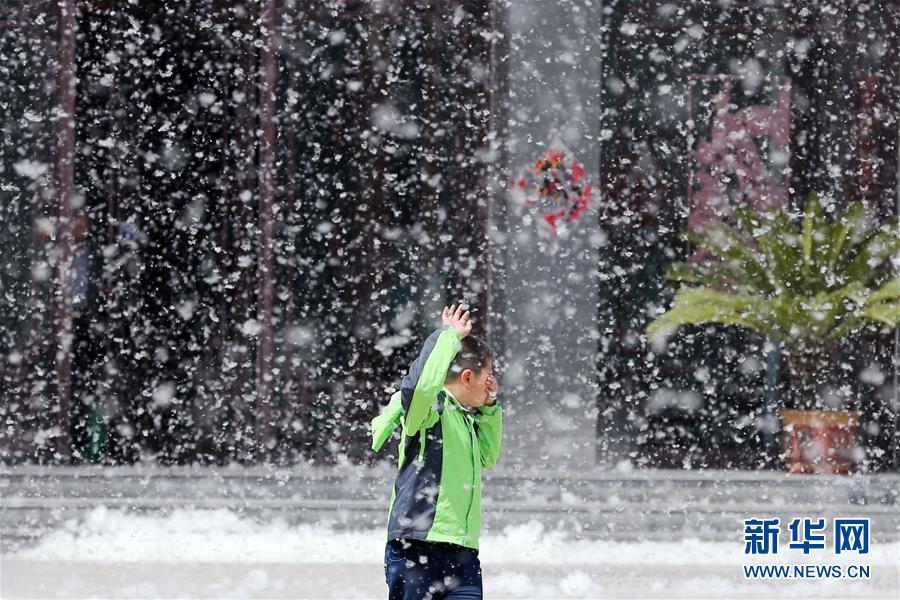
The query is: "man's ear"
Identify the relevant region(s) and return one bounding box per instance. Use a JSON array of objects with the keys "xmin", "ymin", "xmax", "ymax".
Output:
[{"xmin": 461, "ymin": 369, "xmax": 473, "ymax": 386}]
